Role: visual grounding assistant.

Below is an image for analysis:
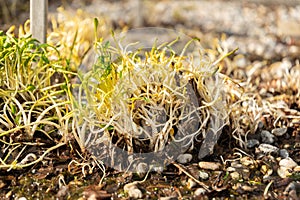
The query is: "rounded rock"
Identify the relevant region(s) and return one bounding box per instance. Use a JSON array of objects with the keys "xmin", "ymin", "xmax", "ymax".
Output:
[
  {"xmin": 258, "ymin": 143, "xmax": 279, "ymax": 154},
  {"xmin": 199, "ymin": 171, "xmax": 209, "ymax": 180},
  {"xmin": 230, "ymin": 171, "xmax": 240, "ymax": 181},
  {"xmin": 277, "ymin": 166, "xmax": 292, "ymax": 178},
  {"xmin": 177, "ymin": 153, "xmax": 193, "ymax": 164},
  {"xmin": 136, "ymin": 162, "xmax": 148, "ymax": 177},
  {"xmin": 246, "ymin": 139, "xmax": 260, "ymax": 148},
  {"xmin": 199, "ymin": 162, "xmax": 221, "ymax": 170},
  {"xmin": 194, "ymin": 188, "xmax": 206, "ymax": 196},
  {"xmin": 128, "ymin": 188, "xmax": 143, "ymax": 199},
  {"xmin": 187, "ymin": 178, "xmax": 197, "ymax": 189},
  {"xmin": 272, "ymin": 127, "xmax": 287, "ymax": 136},
  {"xmin": 294, "ymin": 166, "xmax": 300, "ymax": 172},
  {"xmin": 279, "ymin": 157, "xmax": 298, "ymax": 169},
  {"xmin": 159, "ymin": 197, "xmax": 177, "ymax": 200},
  {"xmin": 261, "ymin": 130, "xmax": 275, "ymax": 144},
  {"xmin": 279, "ymin": 149, "xmax": 289, "ymax": 158}
]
